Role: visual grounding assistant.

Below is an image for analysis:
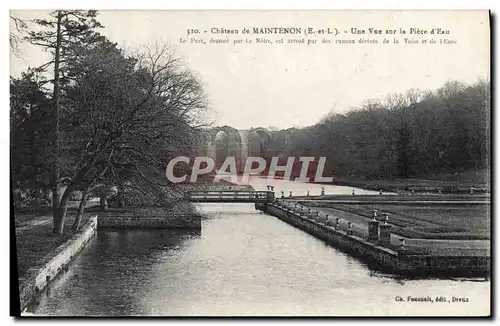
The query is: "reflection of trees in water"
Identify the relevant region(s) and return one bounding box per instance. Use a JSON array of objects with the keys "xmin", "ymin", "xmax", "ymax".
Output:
[
  {"xmin": 53, "ymin": 229, "xmax": 201, "ymax": 315},
  {"xmin": 96, "ymin": 229, "xmax": 199, "ymax": 260}
]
